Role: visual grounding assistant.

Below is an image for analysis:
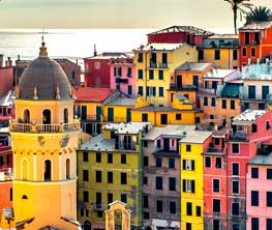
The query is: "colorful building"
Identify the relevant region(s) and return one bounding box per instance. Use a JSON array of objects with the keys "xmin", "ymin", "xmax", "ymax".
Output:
[
  {"xmin": 84, "ymin": 52, "xmax": 127, "ymax": 88},
  {"xmin": 77, "ymin": 122, "xmax": 151, "ymax": 229},
  {"xmin": 180, "ymin": 129, "xmax": 212, "ymax": 230},
  {"xmin": 134, "ymin": 42, "xmax": 198, "ymax": 107},
  {"xmin": 0, "ymin": 90, "xmax": 15, "ymax": 128},
  {"xmin": 198, "ymin": 34, "xmax": 239, "ymax": 69},
  {"xmin": 9, "ymin": 42, "xmax": 81, "ymax": 229},
  {"xmin": 246, "ymin": 143, "xmax": 272, "ymax": 230},
  {"xmin": 226, "ymin": 110, "xmax": 272, "ymax": 230},
  {"xmin": 142, "ymin": 125, "xmax": 195, "ymax": 229},
  {"xmin": 238, "ymin": 20, "xmax": 272, "ymax": 69},
  {"xmin": 109, "ymin": 53, "xmax": 136, "ymax": 96}
]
